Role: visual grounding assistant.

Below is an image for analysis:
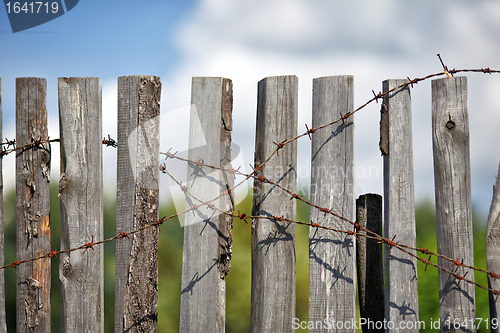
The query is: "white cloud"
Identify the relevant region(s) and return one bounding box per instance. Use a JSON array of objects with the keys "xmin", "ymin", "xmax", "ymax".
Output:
[{"xmin": 160, "ymin": 0, "xmax": 500, "ymax": 217}]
